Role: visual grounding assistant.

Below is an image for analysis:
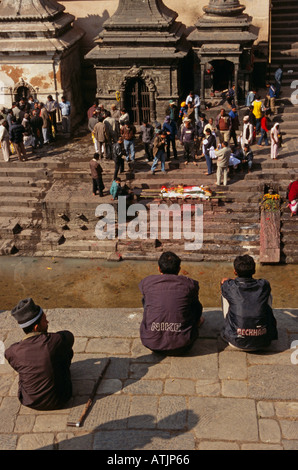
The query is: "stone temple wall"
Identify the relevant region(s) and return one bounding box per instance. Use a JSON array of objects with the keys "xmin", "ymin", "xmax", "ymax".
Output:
[{"xmin": 61, "ymin": 0, "xmax": 270, "ymax": 56}]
